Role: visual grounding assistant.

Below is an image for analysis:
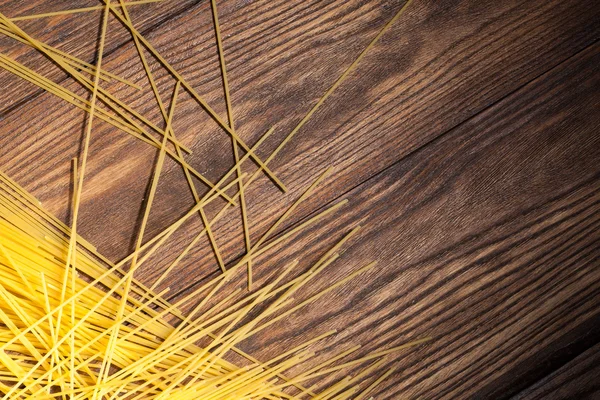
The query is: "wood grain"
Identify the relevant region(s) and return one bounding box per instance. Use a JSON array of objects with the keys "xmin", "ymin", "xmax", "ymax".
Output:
[
  {"xmin": 512, "ymin": 343, "xmax": 600, "ymax": 400},
  {"xmin": 0, "ymin": 0, "xmax": 597, "ymax": 280},
  {"xmin": 181, "ymin": 41, "xmax": 598, "ymax": 399},
  {"xmin": 0, "ymin": 0, "xmax": 599, "ymax": 398},
  {"xmin": 0, "ymin": 0, "xmax": 201, "ymax": 112}
]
